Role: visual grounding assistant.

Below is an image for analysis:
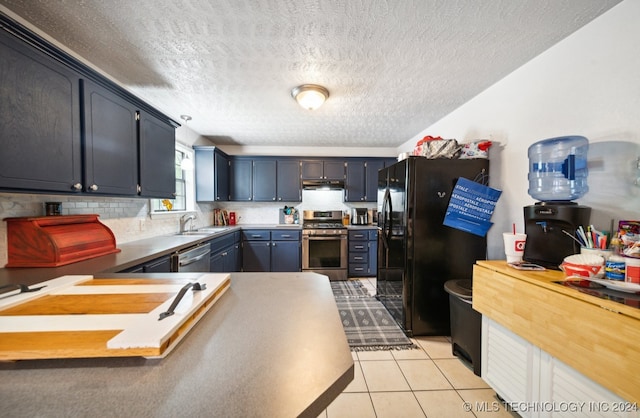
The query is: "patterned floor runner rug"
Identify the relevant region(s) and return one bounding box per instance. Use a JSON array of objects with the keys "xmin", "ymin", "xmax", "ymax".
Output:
[
  {"xmin": 334, "ymin": 294, "xmax": 416, "ymax": 351},
  {"xmin": 330, "ymin": 280, "xmax": 371, "ymax": 298}
]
